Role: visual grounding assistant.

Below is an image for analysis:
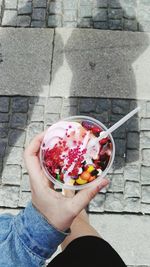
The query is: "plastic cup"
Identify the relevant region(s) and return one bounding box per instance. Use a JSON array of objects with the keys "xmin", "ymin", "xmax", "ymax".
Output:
[{"xmin": 40, "ymin": 116, "xmax": 115, "ymax": 190}]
